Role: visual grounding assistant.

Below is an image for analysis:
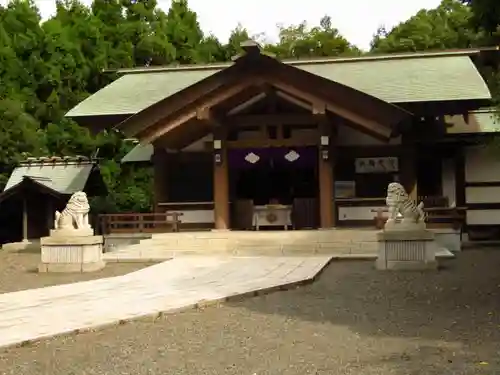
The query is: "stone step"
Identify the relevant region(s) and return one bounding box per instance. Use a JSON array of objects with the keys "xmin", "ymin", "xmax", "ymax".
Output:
[
  {"xmin": 117, "ymin": 241, "xmax": 378, "ymax": 256},
  {"xmin": 150, "ymin": 230, "xmax": 378, "ymax": 243},
  {"xmin": 147, "ymin": 240, "xmax": 377, "ymax": 248},
  {"xmin": 103, "ymin": 229, "xmax": 458, "ymax": 262},
  {"xmin": 104, "ymin": 229, "xmax": 381, "ymax": 260}
]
